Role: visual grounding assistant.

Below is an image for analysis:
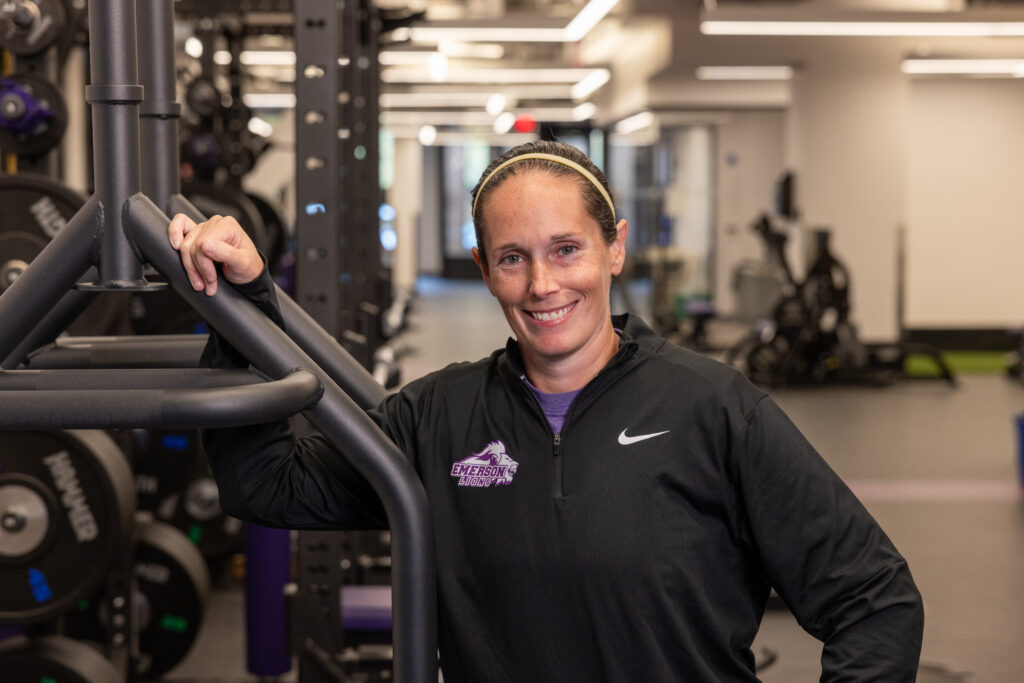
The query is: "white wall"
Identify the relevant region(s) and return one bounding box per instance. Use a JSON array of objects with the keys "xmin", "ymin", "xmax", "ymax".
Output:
[
  {"xmin": 906, "ymin": 78, "xmax": 1024, "ymax": 329},
  {"xmin": 714, "ymin": 110, "xmax": 787, "ymax": 316}
]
